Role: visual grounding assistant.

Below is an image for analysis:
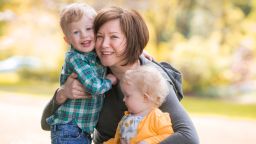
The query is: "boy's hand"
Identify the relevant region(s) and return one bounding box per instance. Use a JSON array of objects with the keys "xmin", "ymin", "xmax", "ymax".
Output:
[
  {"xmin": 106, "ymin": 74, "xmax": 118, "ymax": 85},
  {"xmin": 142, "ymin": 50, "xmax": 154, "ymax": 61}
]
